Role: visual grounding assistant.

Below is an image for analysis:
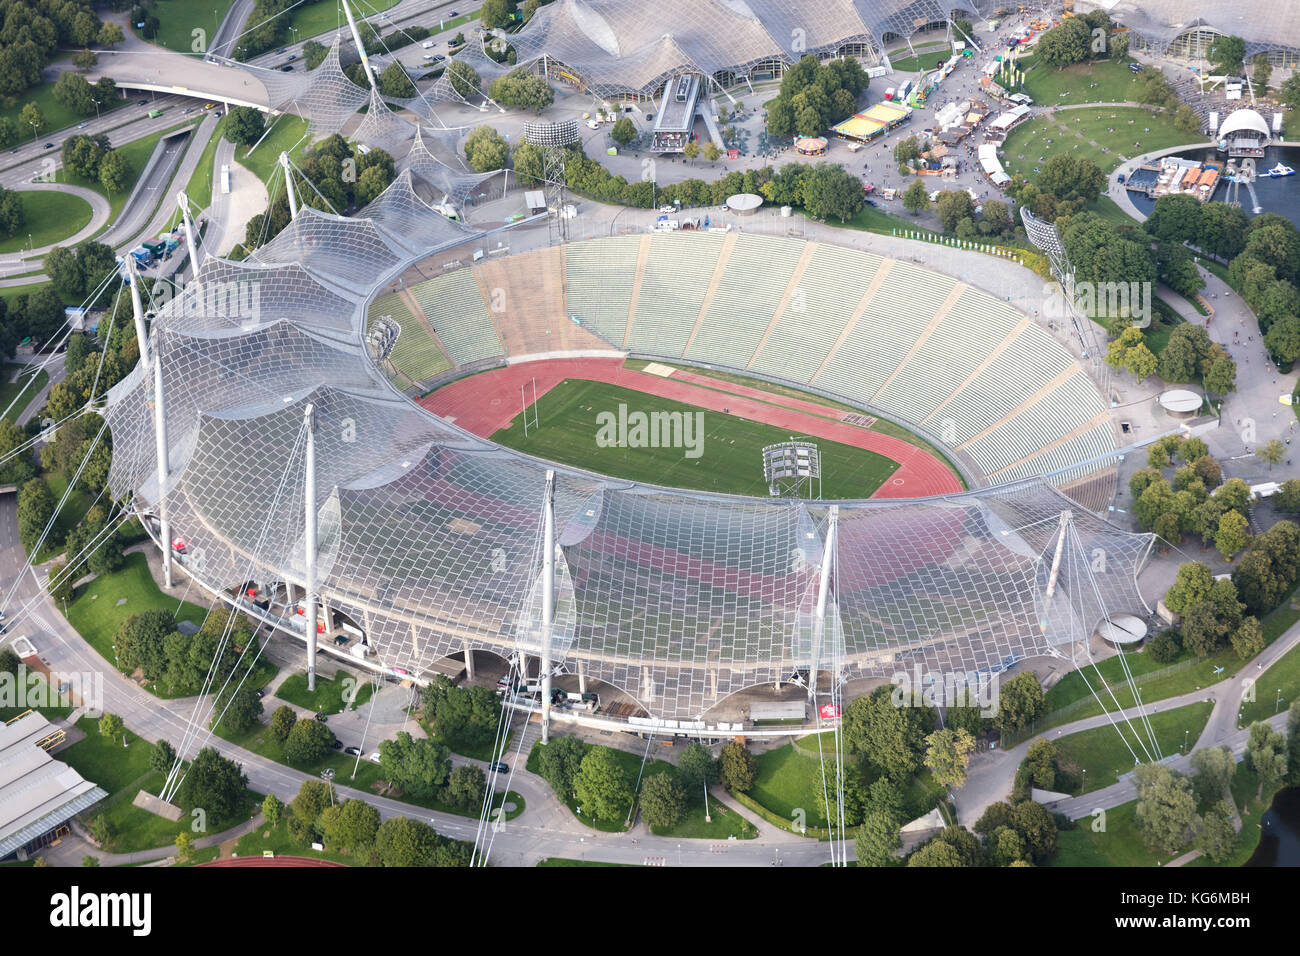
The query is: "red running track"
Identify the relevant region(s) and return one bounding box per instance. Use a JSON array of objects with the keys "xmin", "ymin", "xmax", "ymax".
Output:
[{"xmin": 420, "ymin": 358, "xmax": 962, "ymax": 499}]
